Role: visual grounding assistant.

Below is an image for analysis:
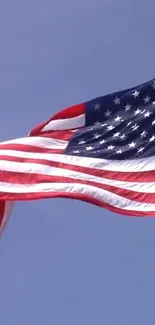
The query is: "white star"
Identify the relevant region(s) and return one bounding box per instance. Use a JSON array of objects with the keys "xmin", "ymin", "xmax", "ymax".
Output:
[
  {"xmin": 113, "ymin": 132, "xmax": 120, "ymax": 137},
  {"xmin": 115, "ymin": 116, "xmax": 121, "ymax": 122},
  {"xmin": 151, "ymin": 80, "xmax": 155, "ymax": 89},
  {"xmin": 94, "ymin": 121, "xmax": 101, "ymax": 128},
  {"xmin": 125, "ymin": 103, "xmax": 131, "ymax": 111},
  {"xmin": 141, "ymin": 130, "xmax": 147, "ymax": 137},
  {"xmin": 94, "ymin": 103, "xmax": 100, "ymax": 110},
  {"xmin": 114, "ymin": 97, "xmax": 120, "ymax": 105},
  {"xmin": 137, "ymin": 147, "xmax": 145, "ymax": 153},
  {"xmin": 134, "ymin": 108, "xmax": 141, "ymax": 115},
  {"xmin": 99, "ymin": 139, "xmax": 105, "ymax": 144},
  {"xmin": 105, "ymin": 110, "xmax": 111, "ymax": 117},
  {"xmin": 120, "ymin": 134, "xmax": 126, "ymax": 139},
  {"xmin": 86, "ymin": 146, "xmax": 94, "ymax": 151},
  {"xmin": 107, "ymin": 125, "xmax": 115, "ymax": 131},
  {"xmin": 133, "ymin": 90, "xmax": 140, "ymax": 98},
  {"xmin": 152, "ymin": 120, "xmax": 155, "ymax": 125},
  {"xmin": 116, "ymin": 149, "xmax": 122, "ymax": 154},
  {"xmin": 153, "ymin": 101, "xmax": 155, "ymax": 105},
  {"xmin": 78, "ymin": 140, "xmax": 85, "ymax": 145},
  {"xmin": 108, "ymin": 145, "xmax": 115, "ymax": 150},
  {"xmin": 73, "ymin": 150, "xmax": 79, "ymax": 153},
  {"xmin": 131, "ymin": 123, "xmax": 139, "ymax": 131},
  {"xmin": 150, "ymin": 135, "xmax": 155, "ymax": 142},
  {"xmin": 144, "ymin": 111, "xmax": 151, "ymax": 118},
  {"xmin": 144, "ymin": 95, "xmax": 150, "ymax": 103},
  {"xmin": 94, "ymin": 133, "xmax": 101, "ymax": 139},
  {"xmin": 129, "ymin": 142, "xmax": 136, "ymax": 148}
]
